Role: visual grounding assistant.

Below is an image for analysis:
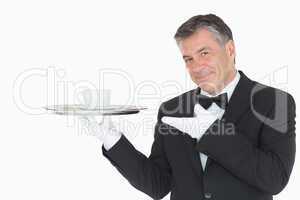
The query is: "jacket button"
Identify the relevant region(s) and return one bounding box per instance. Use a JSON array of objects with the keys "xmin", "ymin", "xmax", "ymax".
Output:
[{"xmin": 204, "ymin": 192, "xmax": 212, "ymax": 199}]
